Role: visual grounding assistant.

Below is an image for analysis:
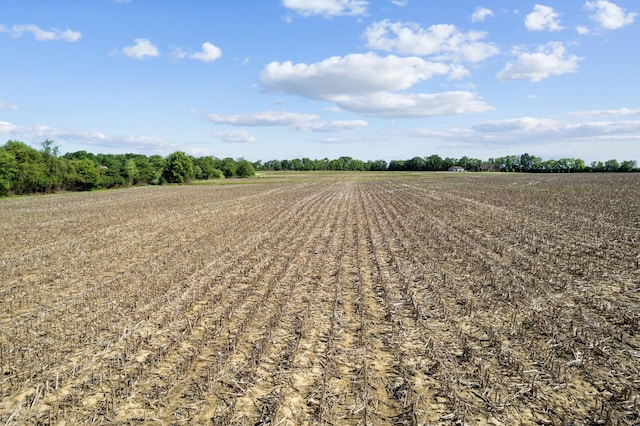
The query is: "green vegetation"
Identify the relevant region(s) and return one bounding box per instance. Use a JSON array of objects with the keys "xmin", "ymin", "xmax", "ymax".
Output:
[
  {"xmin": 0, "ymin": 140, "xmax": 258, "ymax": 197},
  {"xmin": 259, "ymin": 153, "xmax": 638, "ymax": 173},
  {"xmin": 0, "ymin": 140, "xmax": 636, "ymax": 197}
]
